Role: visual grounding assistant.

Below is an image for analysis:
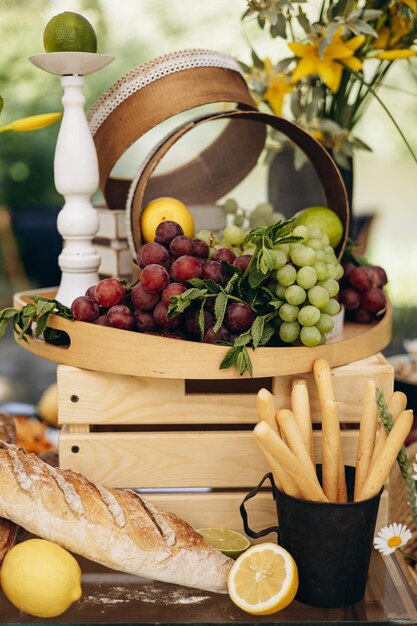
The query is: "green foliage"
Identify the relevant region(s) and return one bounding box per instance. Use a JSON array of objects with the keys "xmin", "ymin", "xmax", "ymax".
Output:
[
  {"xmin": 0, "ymin": 295, "xmax": 72, "ymax": 342},
  {"xmin": 375, "ymin": 388, "xmax": 417, "ymax": 529}
]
